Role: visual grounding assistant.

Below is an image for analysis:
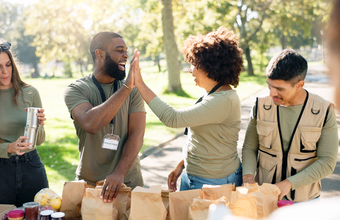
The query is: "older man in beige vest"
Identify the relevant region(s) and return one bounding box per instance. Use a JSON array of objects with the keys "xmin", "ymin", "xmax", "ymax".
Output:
[{"xmin": 242, "ymin": 49, "xmax": 338, "ymax": 202}]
